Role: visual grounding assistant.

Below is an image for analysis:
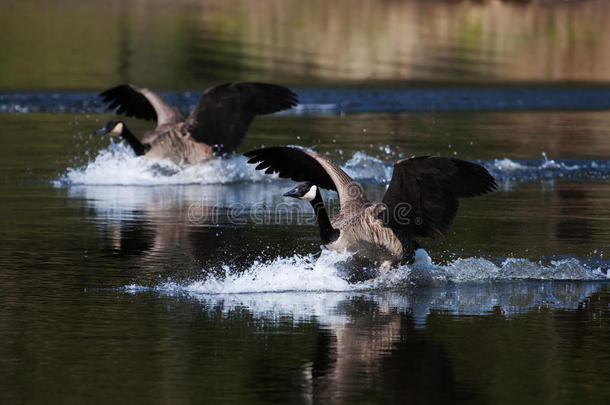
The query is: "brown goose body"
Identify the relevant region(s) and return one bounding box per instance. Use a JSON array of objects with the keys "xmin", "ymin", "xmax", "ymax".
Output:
[
  {"xmin": 327, "ymin": 204, "xmax": 408, "ymax": 265},
  {"xmin": 97, "ymin": 82, "xmax": 298, "ymax": 164},
  {"xmin": 140, "ymin": 126, "xmax": 215, "ymax": 164},
  {"xmin": 245, "ymin": 146, "xmax": 497, "ymax": 267}
]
